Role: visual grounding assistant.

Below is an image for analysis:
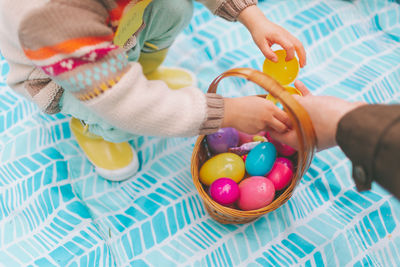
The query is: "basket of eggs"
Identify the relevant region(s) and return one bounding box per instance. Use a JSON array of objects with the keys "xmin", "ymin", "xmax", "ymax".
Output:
[{"xmin": 191, "ymin": 50, "xmax": 317, "ymax": 224}]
